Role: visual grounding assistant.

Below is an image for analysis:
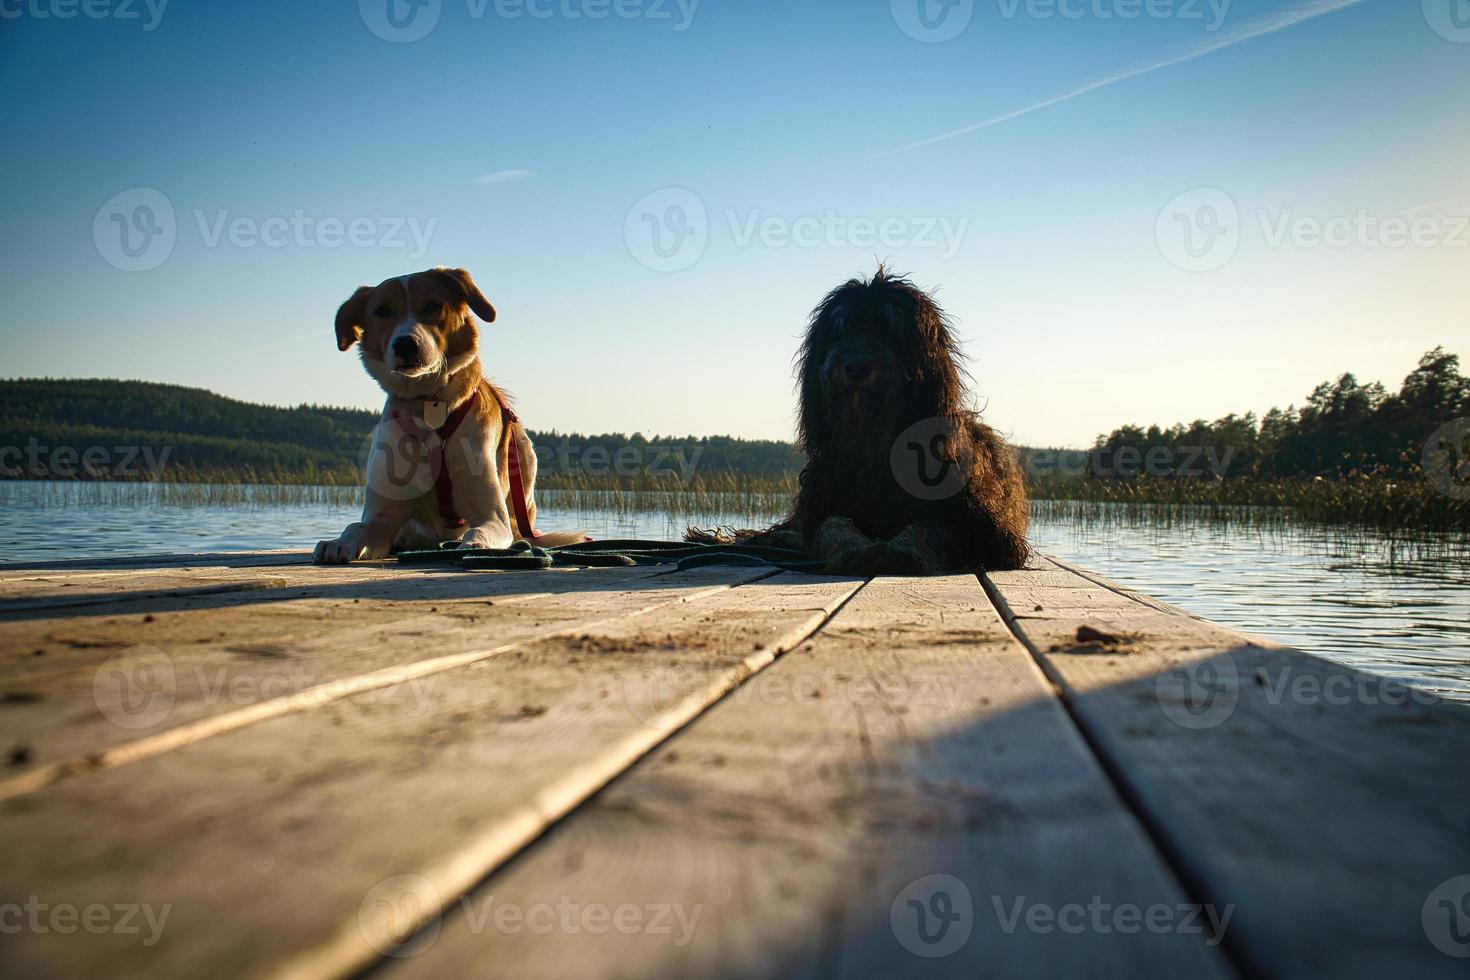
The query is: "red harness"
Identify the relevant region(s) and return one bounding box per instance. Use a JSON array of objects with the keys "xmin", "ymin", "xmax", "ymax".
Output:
[{"xmin": 391, "ymin": 389, "xmax": 540, "ymax": 540}]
